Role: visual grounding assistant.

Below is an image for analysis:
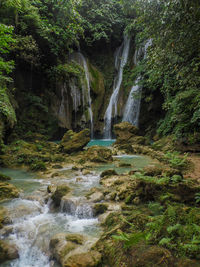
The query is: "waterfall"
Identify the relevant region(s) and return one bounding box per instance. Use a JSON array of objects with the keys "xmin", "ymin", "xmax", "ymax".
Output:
[
  {"xmin": 122, "ymin": 39, "xmax": 152, "ymax": 126},
  {"xmin": 69, "ymin": 52, "xmax": 94, "ymax": 138},
  {"xmin": 103, "ymin": 36, "xmax": 131, "ymax": 139},
  {"xmin": 60, "ymin": 197, "xmax": 93, "ymax": 219}
]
